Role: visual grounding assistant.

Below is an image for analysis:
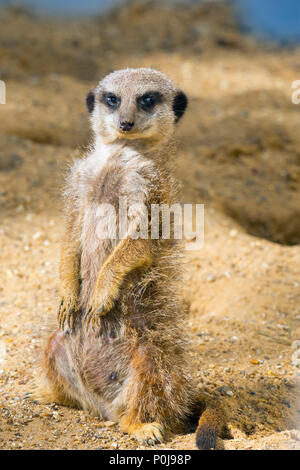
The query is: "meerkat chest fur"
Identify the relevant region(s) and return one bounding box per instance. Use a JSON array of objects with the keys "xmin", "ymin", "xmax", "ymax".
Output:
[{"xmin": 69, "ymin": 142, "xmax": 156, "ymax": 310}]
